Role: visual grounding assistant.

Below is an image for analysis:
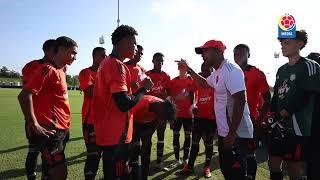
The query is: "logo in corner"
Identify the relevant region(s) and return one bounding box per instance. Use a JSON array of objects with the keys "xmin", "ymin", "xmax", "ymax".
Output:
[{"xmin": 278, "ymin": 14, "xmax": 296, "ymax": 39}]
